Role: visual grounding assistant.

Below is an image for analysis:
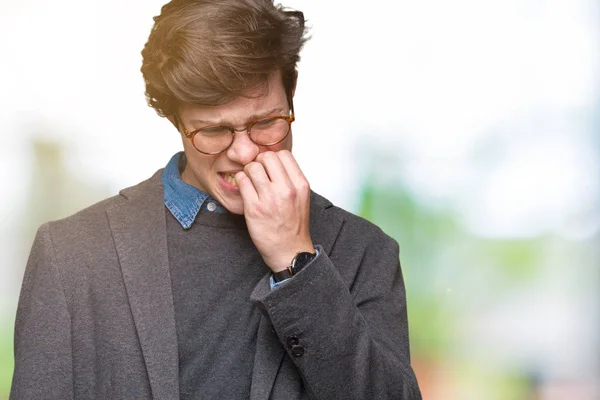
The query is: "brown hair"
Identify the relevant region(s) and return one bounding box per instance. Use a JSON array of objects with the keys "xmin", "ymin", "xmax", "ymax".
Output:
[{"xmin": 141, "ymin": 0, "xmax": 308, "ymax": 118}]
